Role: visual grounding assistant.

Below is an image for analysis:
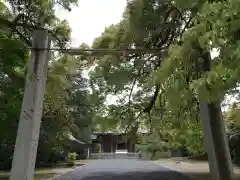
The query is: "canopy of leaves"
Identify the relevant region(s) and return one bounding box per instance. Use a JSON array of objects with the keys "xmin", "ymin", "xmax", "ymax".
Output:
[
  {"xmin": 0, "ymin": 0, "xmax": 95, "ymax": 169},
  {"xmin": 89, "ymin": 0, "xmax": 240, "ymax": 155}
]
